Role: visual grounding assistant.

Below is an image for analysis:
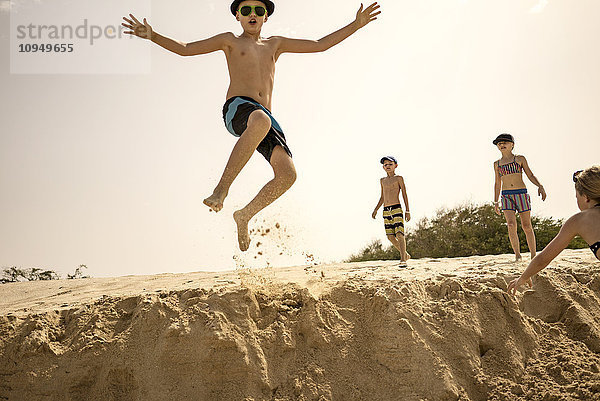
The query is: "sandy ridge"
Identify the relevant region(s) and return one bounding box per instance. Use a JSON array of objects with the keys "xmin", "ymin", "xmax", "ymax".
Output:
[{"xmin": 1, "ymin": 249, "xmax": 599, "ymax": 400}]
